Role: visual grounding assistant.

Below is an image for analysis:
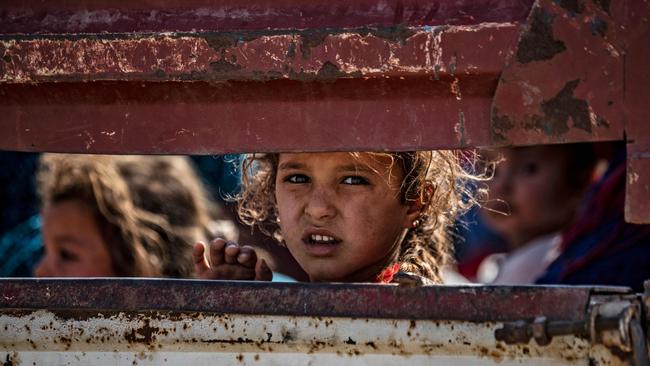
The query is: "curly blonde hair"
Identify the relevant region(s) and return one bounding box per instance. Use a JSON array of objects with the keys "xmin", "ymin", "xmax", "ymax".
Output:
[
  {"xmin": 237, "ymin": 151, "xmax": 482, "ymax": 283},
  {"xmin": 37, "ymin": 154, "xmax": 226, "ymax": 277}
]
